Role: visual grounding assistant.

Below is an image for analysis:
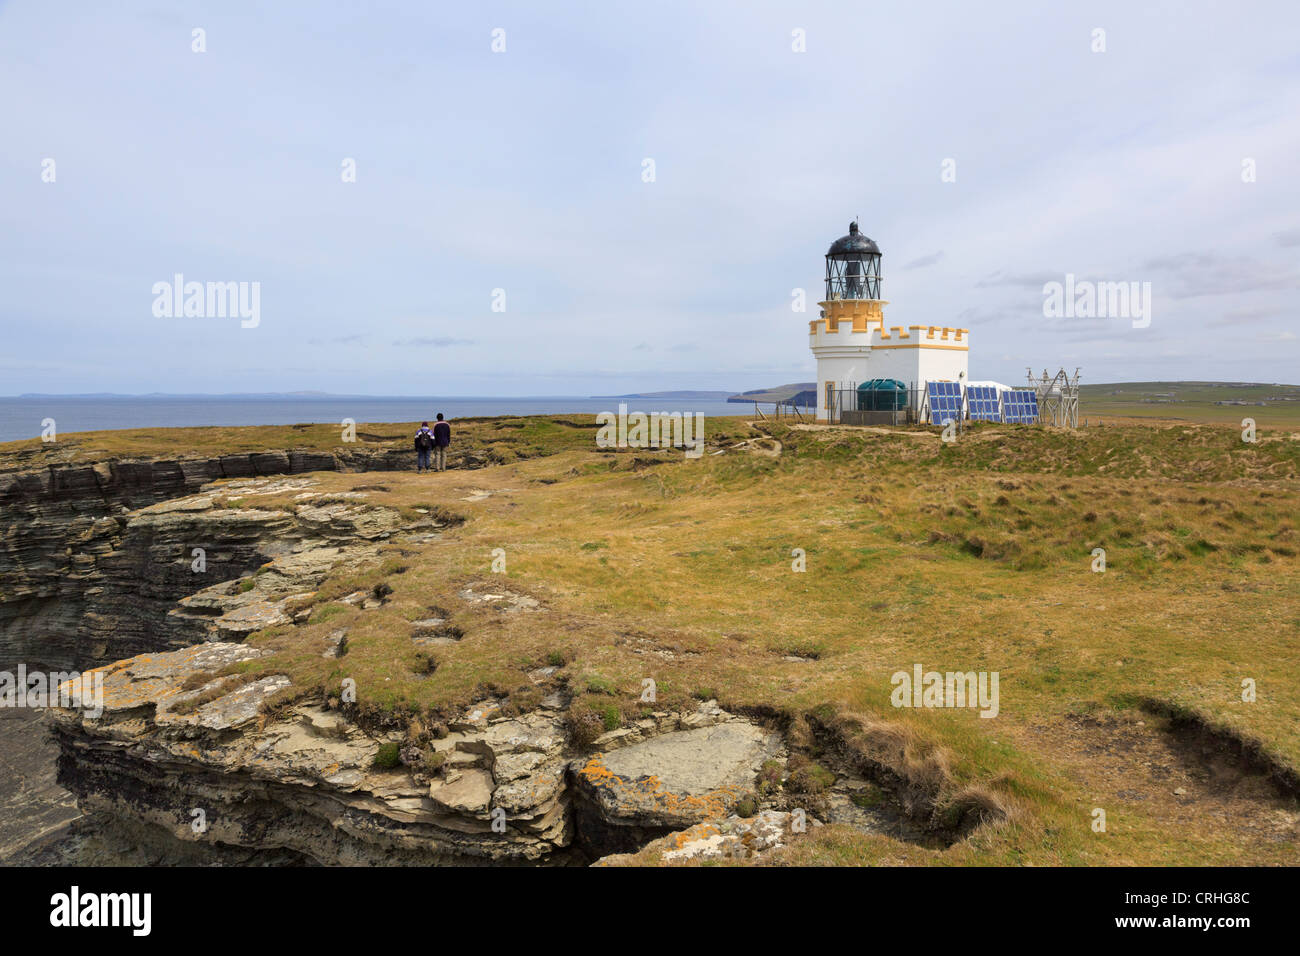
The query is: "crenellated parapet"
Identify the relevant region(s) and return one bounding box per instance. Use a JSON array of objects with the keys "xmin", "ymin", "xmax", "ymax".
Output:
[
  {"xmin": 809, "ymin": 298, "xmax": 888, "ymax": 334},
  {"xmin": 810, "ymin": 306, "xmax": 969, "ymax": 352}
]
